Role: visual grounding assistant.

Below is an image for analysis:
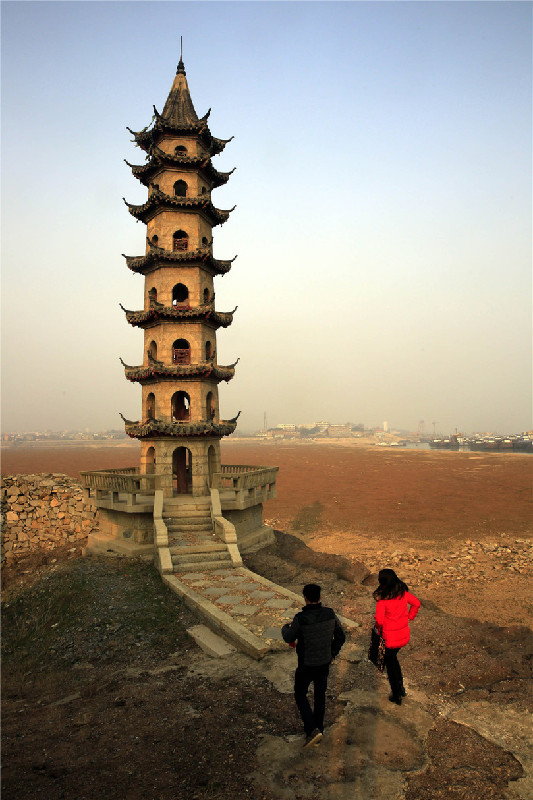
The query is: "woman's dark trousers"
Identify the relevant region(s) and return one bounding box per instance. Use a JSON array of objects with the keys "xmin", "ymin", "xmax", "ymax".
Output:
[
  {"xmin": 294, "ymin": 663, "xmax": 330, "ymax": 734},
  {"xmin": 384, "ymin": 647, "xmax": 404, "ymax": 699}
]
